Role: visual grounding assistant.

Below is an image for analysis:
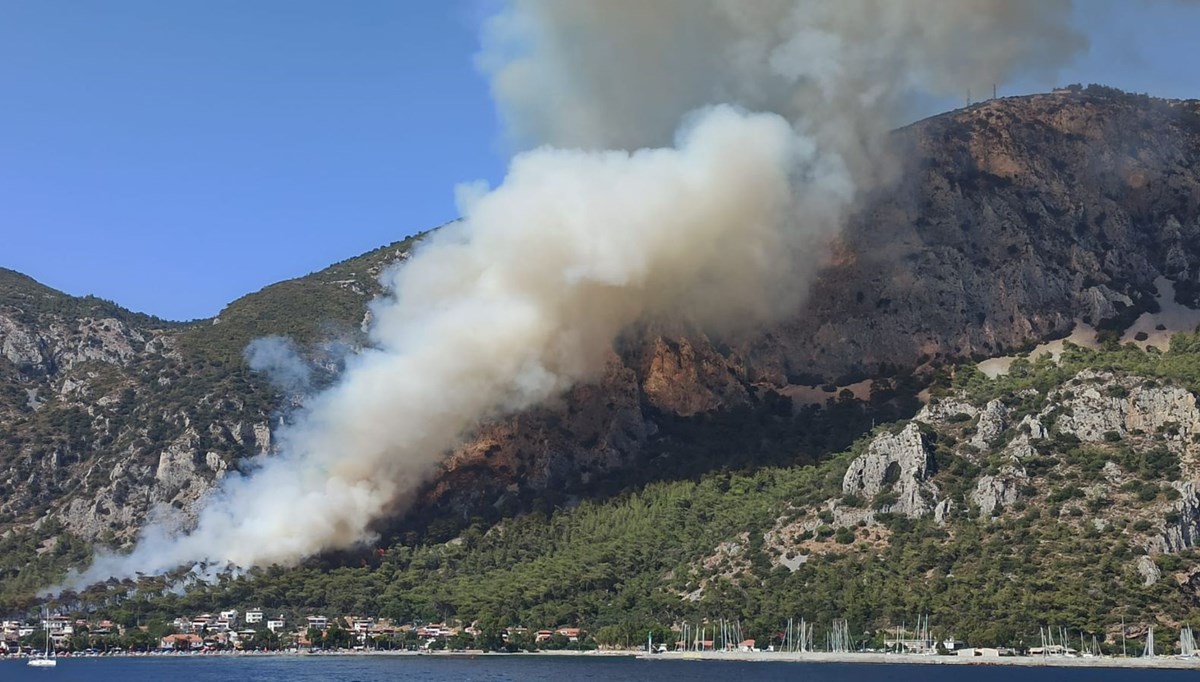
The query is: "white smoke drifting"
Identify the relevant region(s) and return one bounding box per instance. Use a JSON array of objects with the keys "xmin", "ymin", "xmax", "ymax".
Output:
[
  {"xmin": 68, "ymin": 1, "xmax": 1095, "ymax": 585},
  {"xmin": 72, "ymin": 105, "xmax": 832, "ymax": 581},
  {"xmin": 480, "ymin": 1, "xmax": 1085, "ymax": 153},
  {"xmin": 245, "ymin": 336, "xmax": 312, "ymax": 395}
]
